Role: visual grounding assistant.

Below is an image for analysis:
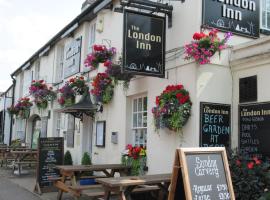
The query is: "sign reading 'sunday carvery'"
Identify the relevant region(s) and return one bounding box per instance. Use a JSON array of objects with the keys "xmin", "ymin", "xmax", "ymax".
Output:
[
  {"xmin": 123, "ymin": 10, "xmax": 165, "ymax": 78},
  {"xmin": 203, "ymin": 0, "xmax": 260, "ymax": 38}
]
